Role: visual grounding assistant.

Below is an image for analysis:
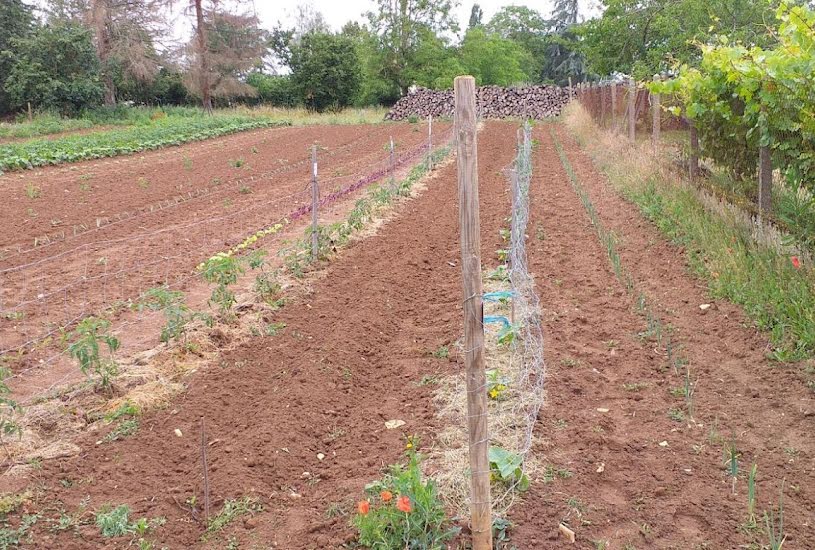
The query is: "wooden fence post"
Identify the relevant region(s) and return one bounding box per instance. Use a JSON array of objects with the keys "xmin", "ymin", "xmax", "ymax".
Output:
[
  {"xmin": 652, "ymin": 90, "xmax": 661, "ymax": 149},
  {"xmin": 311, "ymin": 144, "xmax": 319, "ymax": 260},
  {"xmin": 600, "ymin": 84, "xmax": 606, "ymax": 127},
  {"xmin": 689, "ymin": 123, "xmax": 699, "ymax": 179},
  {"xmin": 628, "ymin": 79, "xmax": 636, "ymax": 142},
  {"xmin": 611, "ymin": 83, "xmax": 617, "ymax": 132},
  {"xmin": 389, "ymin": 136, "xmax": 395, "ymax": 189},
  {"xmin": 568, "ymin": 76, "xmax": 573, "ymax": 97},
  {"xmin": 758, "ymin": 145, "xmax": 772, "ymax": 215},
  {"xmin": 454, "ymin": 75, "xmax": 492, "ymax": 550},
  {"xmin": 428, "ymin": 115, "xmax": 433, "ymax": 171},
  {"xmin": 27, "ymin": 102, "xmax": 33, "ymax": 123}
]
